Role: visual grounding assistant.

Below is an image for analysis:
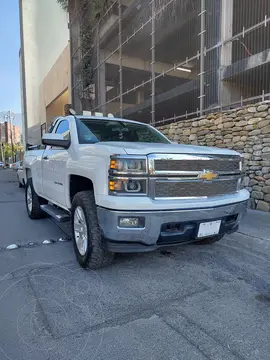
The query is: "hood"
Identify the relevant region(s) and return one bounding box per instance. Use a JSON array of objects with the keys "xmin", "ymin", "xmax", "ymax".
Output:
[{"xmin": 98, "ymin": 142, "xmax": 240, "ymax": 156}]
